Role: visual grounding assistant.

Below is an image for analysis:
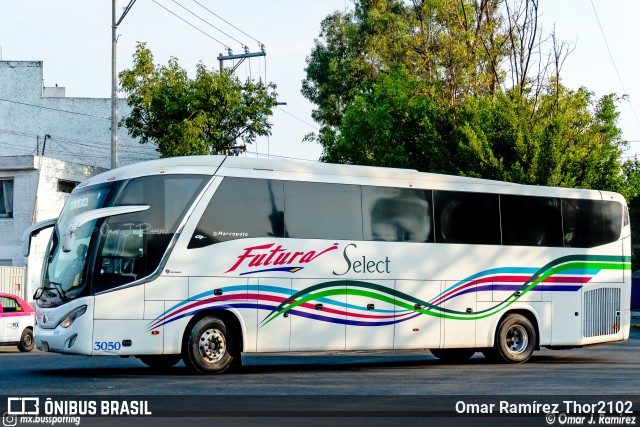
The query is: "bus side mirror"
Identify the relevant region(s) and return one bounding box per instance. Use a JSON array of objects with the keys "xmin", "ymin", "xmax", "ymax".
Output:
[
  {"xmin": 22, "ymin": 218, "xmax": 58, "ymax": 257},
  {"xmin": 60, "ymin": 205, "xmax": 150, "ymax": 252}
]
